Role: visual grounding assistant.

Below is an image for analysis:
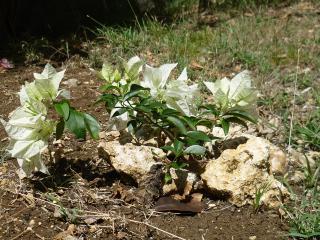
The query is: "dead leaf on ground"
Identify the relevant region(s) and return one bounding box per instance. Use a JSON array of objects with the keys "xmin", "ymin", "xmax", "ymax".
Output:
[
  {"xmin": 190, "ymin": 61, "xmax": 204, "ymax": 70},
  {"xmin": 154, "ymin": 193, "xmax": 206, "ymax": 213},
  {"xmin": 53, "ymin": 224, "xmax": 76, "ymax": 240}
]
